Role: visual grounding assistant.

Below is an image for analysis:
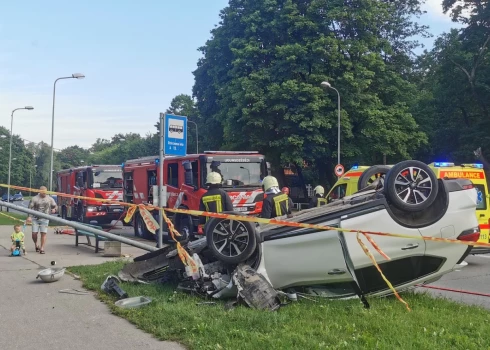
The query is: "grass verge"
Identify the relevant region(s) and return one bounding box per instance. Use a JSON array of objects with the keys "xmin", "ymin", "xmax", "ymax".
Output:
[
  {"xmin": 0, "ymin": 212, "xmax": 60, "ymax": 226},
  {"xmin": 69, "ymin": 261, "xmax": 490, "ymax": 350}
]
